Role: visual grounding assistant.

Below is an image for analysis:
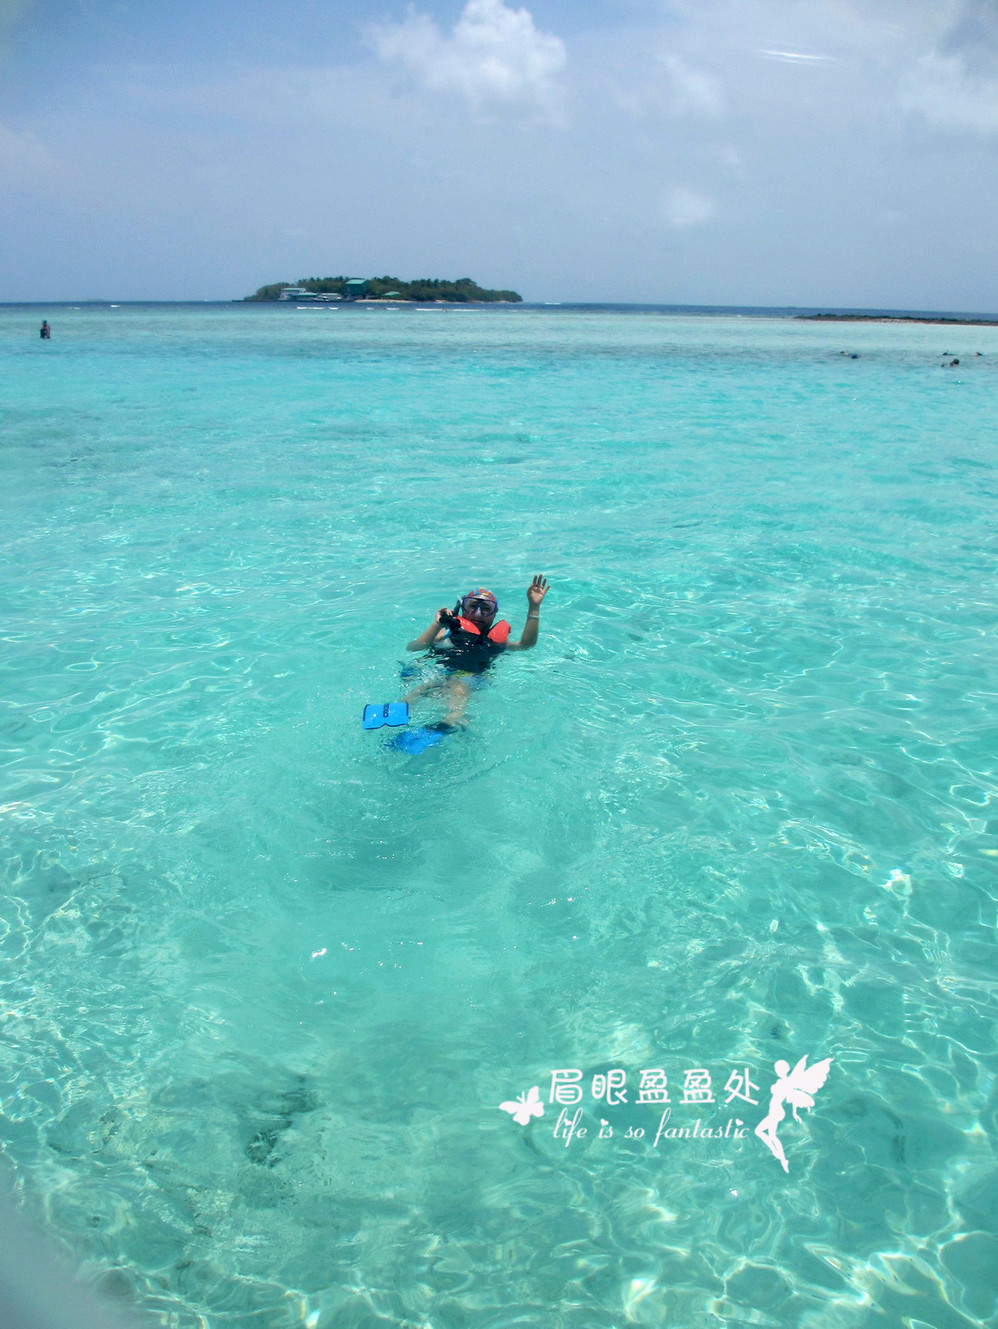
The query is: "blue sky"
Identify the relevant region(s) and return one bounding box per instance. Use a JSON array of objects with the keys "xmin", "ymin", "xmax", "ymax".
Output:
[{"xmin": 1, "ymin": 0, "xmax": 996, "ymax": 307}]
